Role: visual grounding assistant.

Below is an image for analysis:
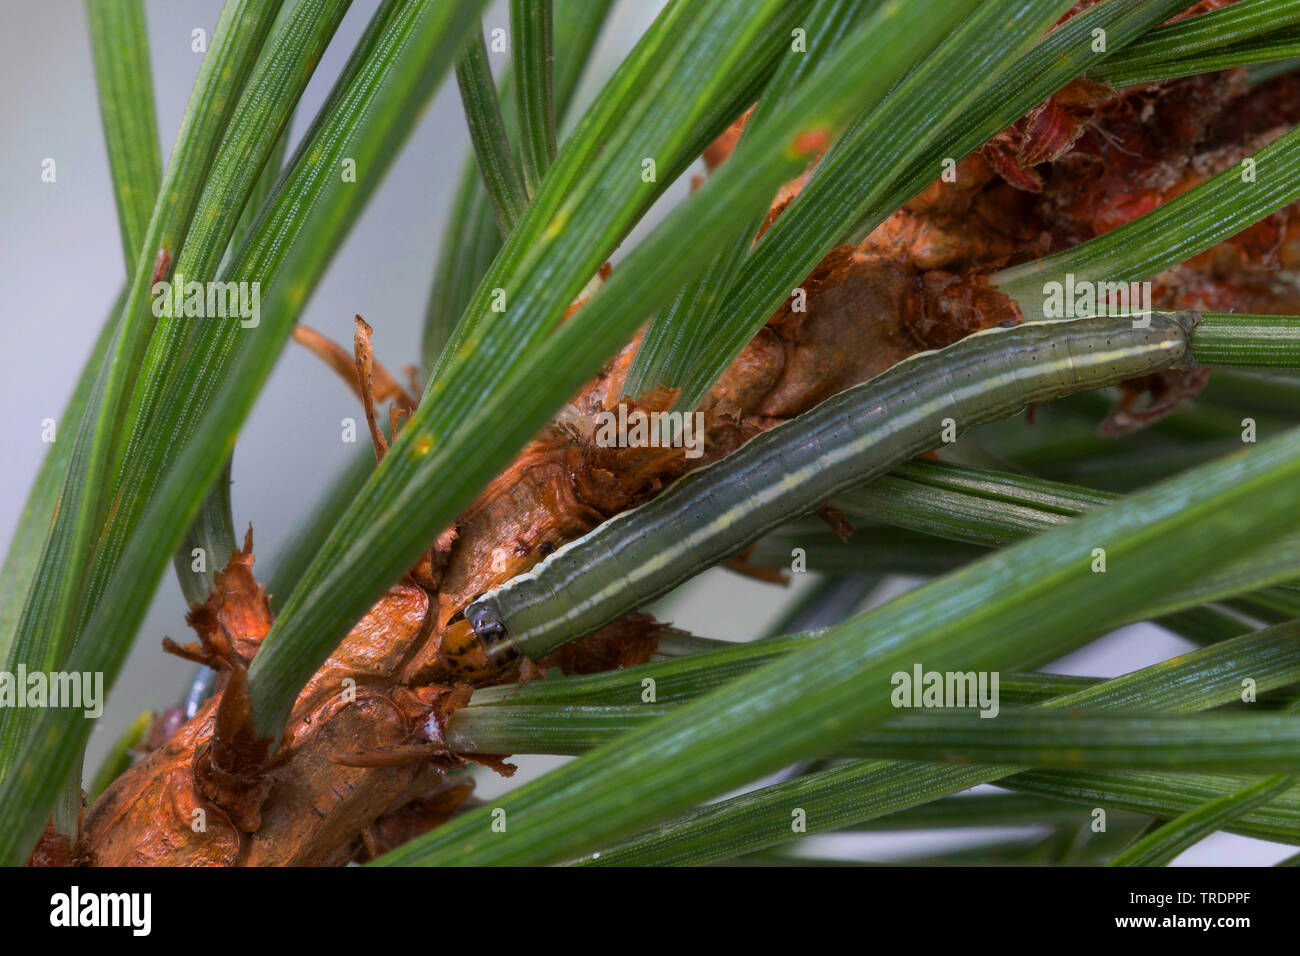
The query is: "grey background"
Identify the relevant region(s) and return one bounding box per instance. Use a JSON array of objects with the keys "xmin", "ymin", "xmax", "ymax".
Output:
[{"xmin": 0, "ymin": 0, "xmax": 1283, "ymax": 864}]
